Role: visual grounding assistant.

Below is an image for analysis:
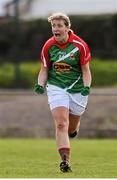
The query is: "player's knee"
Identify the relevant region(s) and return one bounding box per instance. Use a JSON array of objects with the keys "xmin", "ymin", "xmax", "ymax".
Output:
[
  {"xmin": 57, "ymin": 122, "xmax": 65, "ymax": 130},
  {"xmin": 53, "ymin": 113, "xmax": 69, "ymax": 131},
  {"xmin": 56, "ymin": 119, "xmax": 69, "ymax": 131}
]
